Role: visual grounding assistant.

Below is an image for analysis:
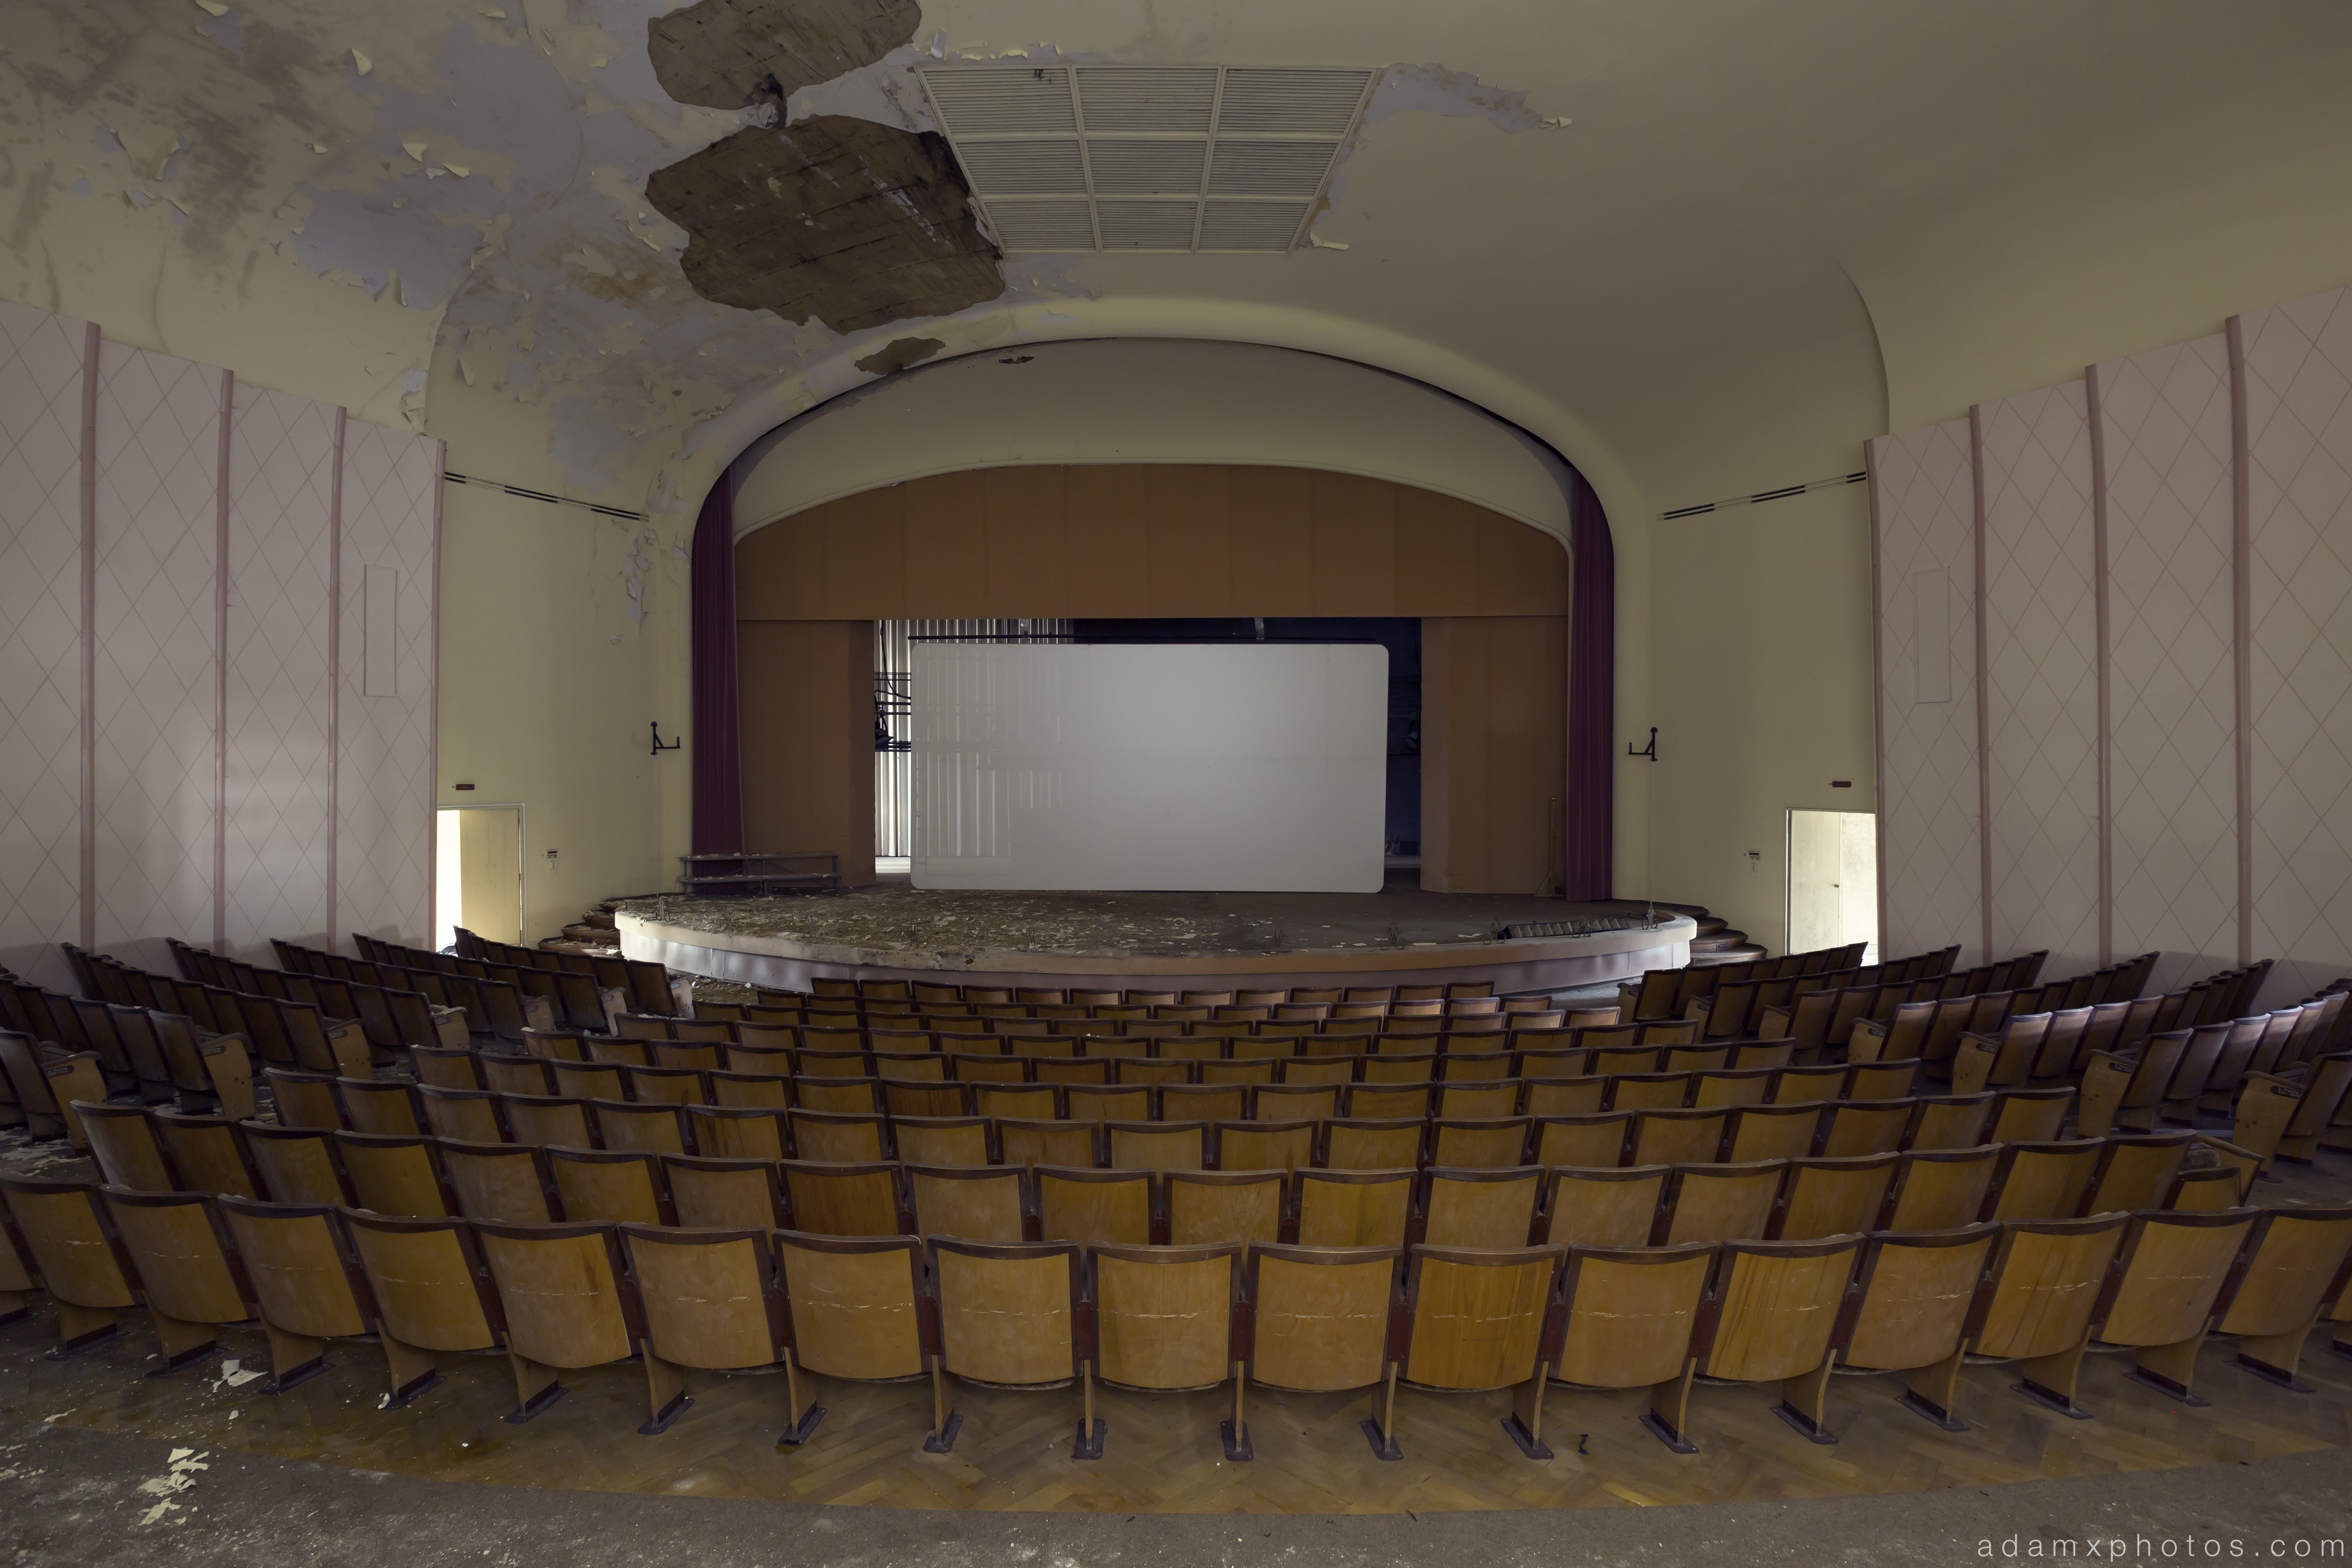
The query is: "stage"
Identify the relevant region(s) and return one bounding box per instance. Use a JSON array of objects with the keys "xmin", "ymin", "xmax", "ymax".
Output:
[{"xmin": 614, "ymin": 876, "xmax": 1693, "ymax": 996}]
